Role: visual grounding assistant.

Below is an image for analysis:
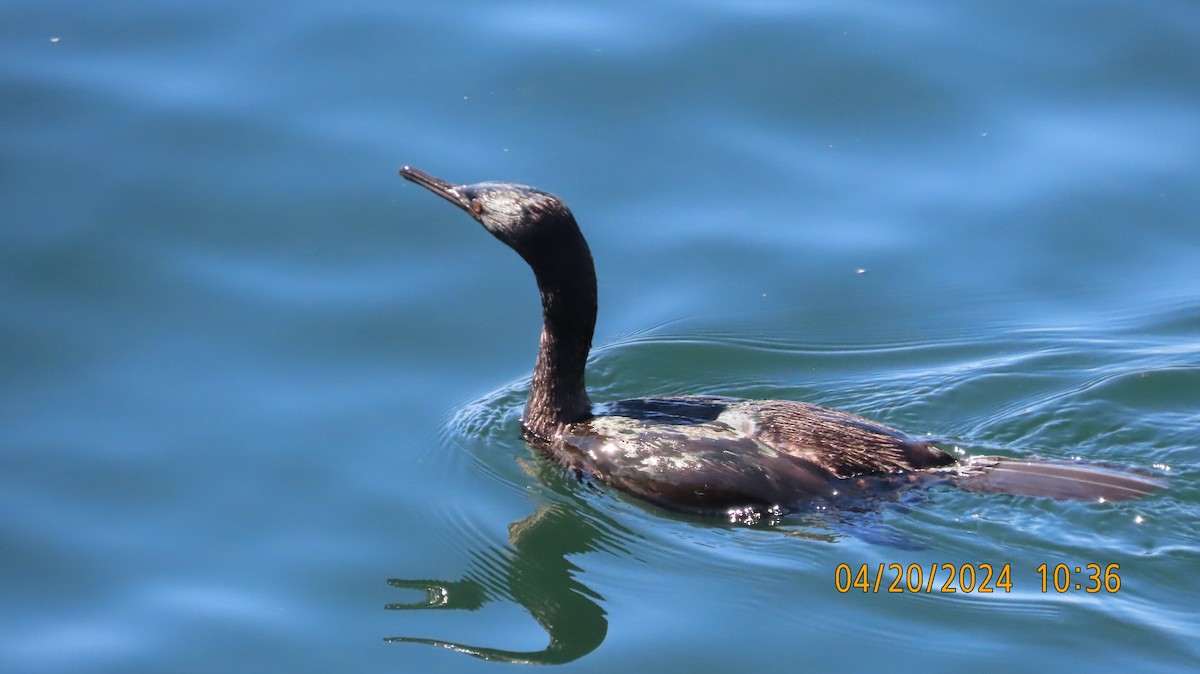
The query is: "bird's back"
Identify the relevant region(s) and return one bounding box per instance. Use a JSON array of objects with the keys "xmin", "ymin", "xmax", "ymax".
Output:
[{"xmin": 531, "ymin": 396, "xmax": 953, "ymax": 515}]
